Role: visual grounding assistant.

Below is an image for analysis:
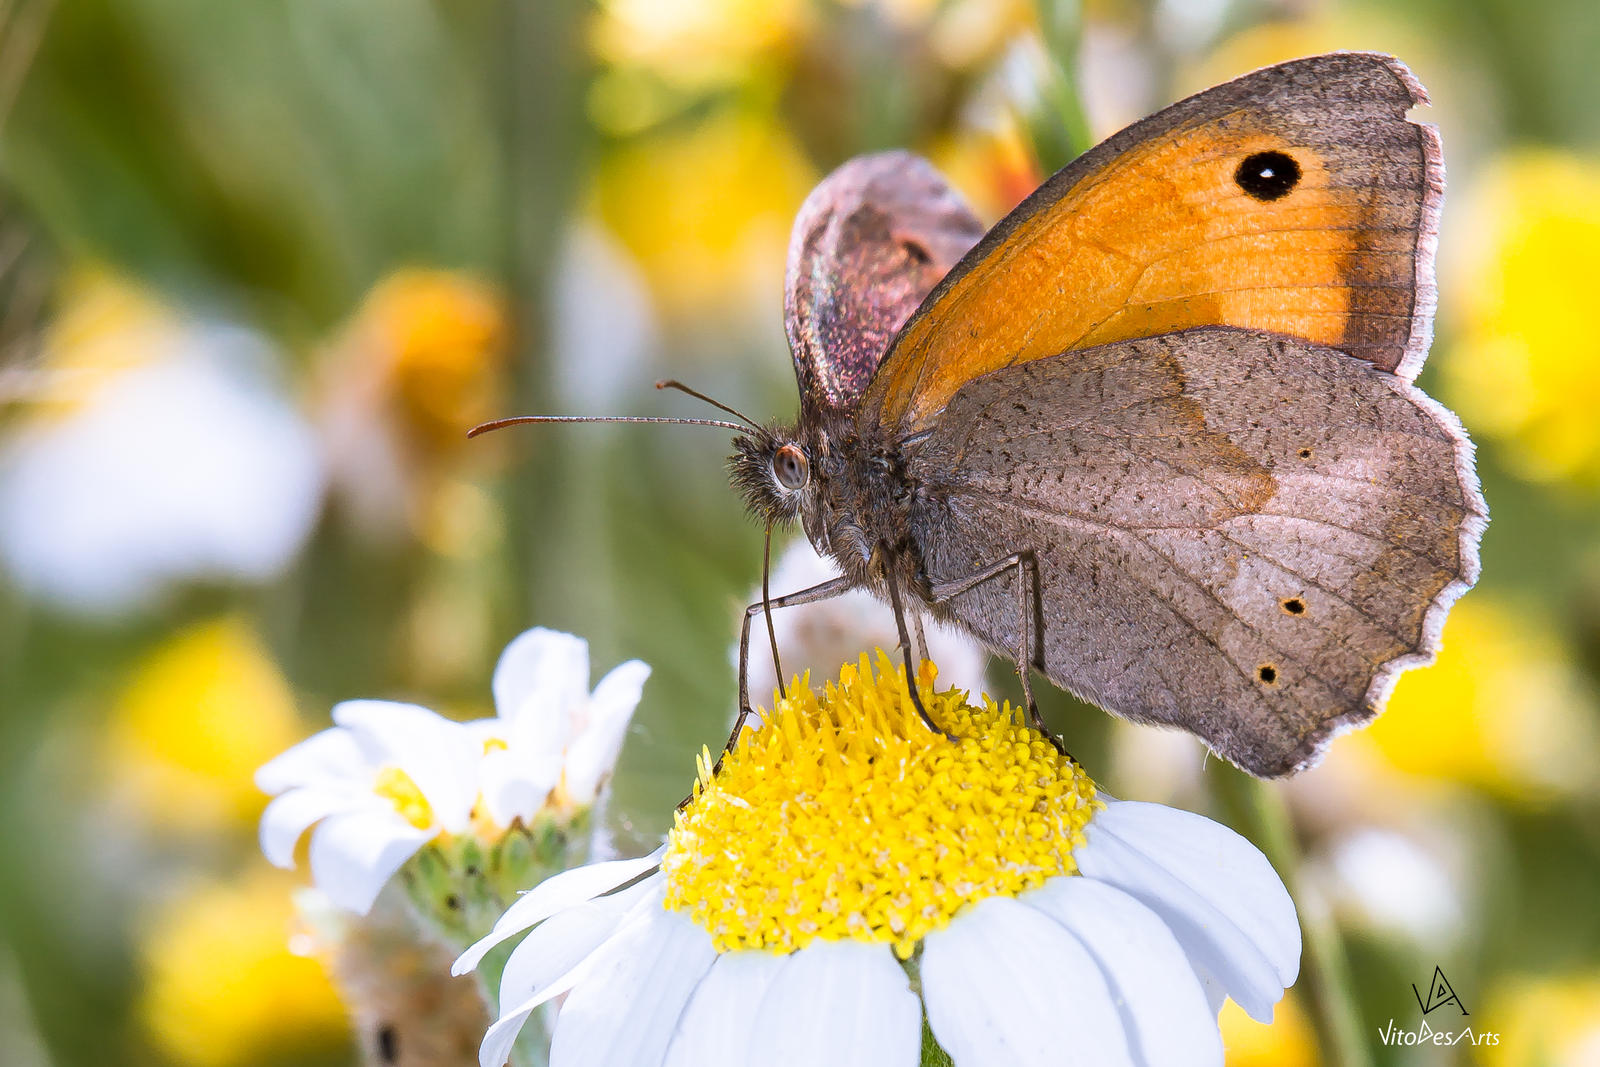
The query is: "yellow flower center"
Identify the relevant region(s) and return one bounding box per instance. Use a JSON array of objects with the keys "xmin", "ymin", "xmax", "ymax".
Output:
[
  {"xmin": 662, "ymin": 653, "xmax": 1101, "ymax": 958},
  {"xmin": 372, "ymin": 767, "xmax": 434, "ymax": 830}
]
